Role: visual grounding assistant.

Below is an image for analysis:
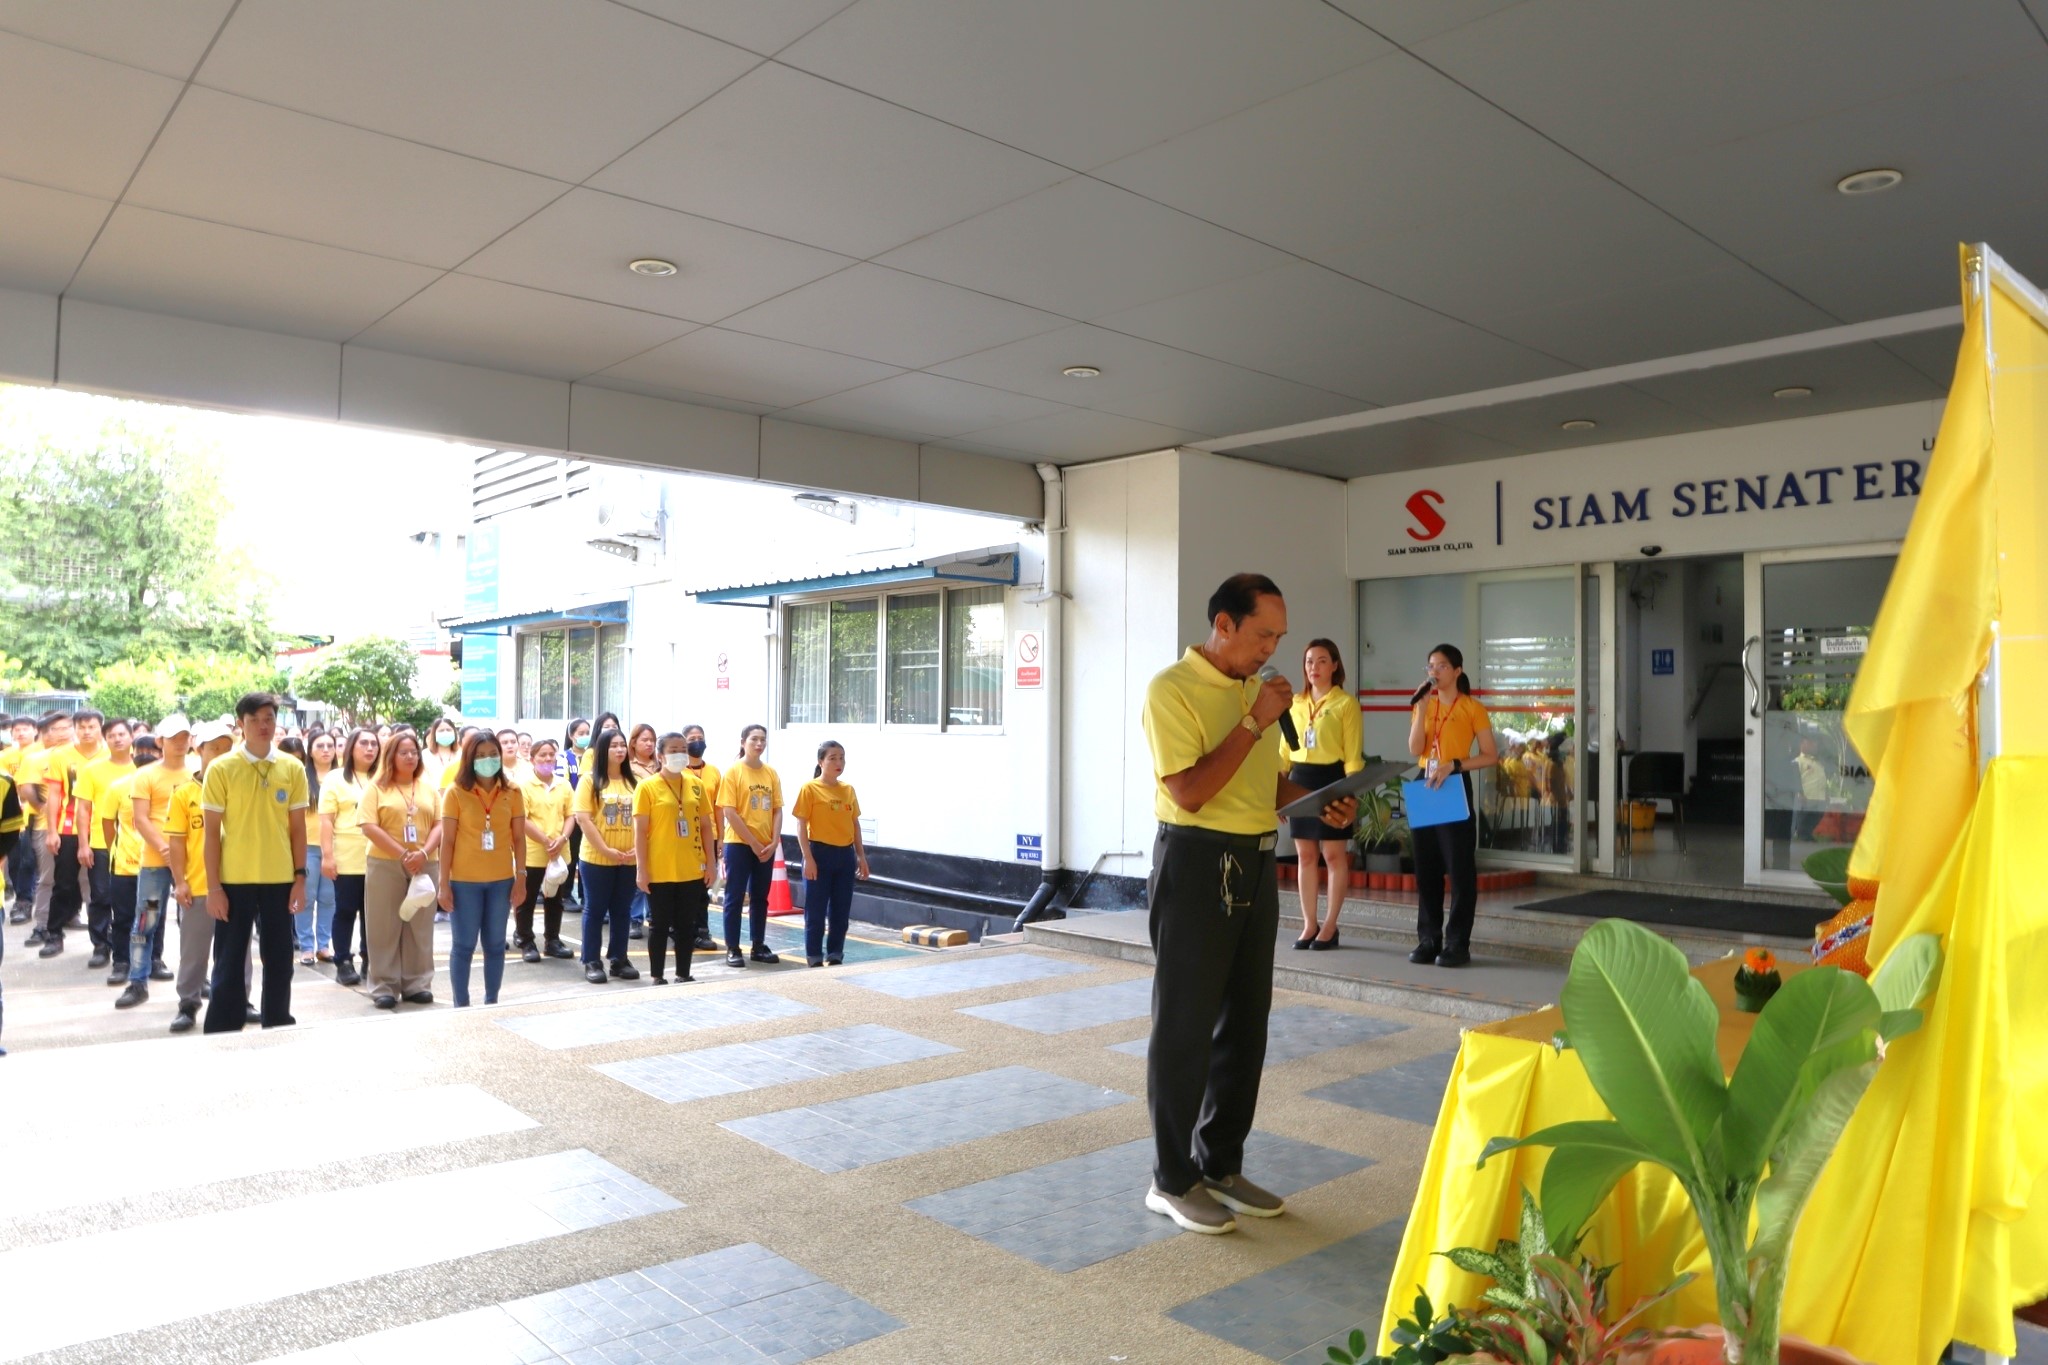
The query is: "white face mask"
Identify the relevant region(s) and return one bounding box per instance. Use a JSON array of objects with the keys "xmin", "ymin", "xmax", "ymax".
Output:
[{"xmin": 662, "ymin": 752, "xmax": 689, "ymax": 774}]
